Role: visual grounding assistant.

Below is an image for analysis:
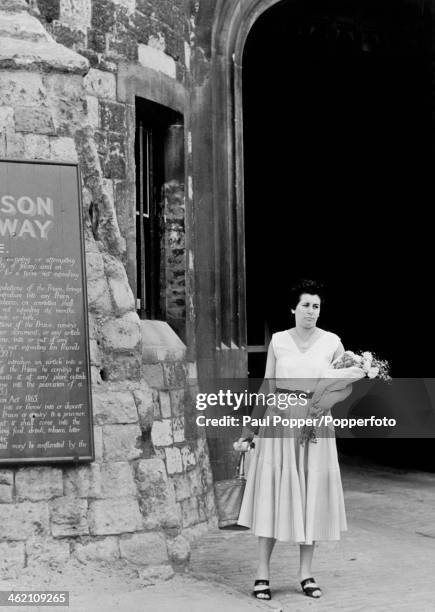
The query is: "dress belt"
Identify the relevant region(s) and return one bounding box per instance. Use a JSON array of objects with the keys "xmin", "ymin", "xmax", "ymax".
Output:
[{"xmin": 275, "ymin": 388, "xmax": 314, "ymax": 398}]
